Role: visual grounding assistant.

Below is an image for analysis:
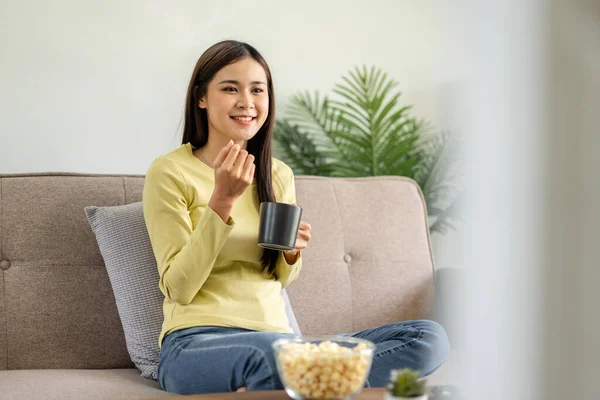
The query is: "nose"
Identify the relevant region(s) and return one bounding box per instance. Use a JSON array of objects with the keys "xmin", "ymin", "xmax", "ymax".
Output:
[{"xmin": 236, "ymin": 91, "xmax": 254, "ymax": 110}]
